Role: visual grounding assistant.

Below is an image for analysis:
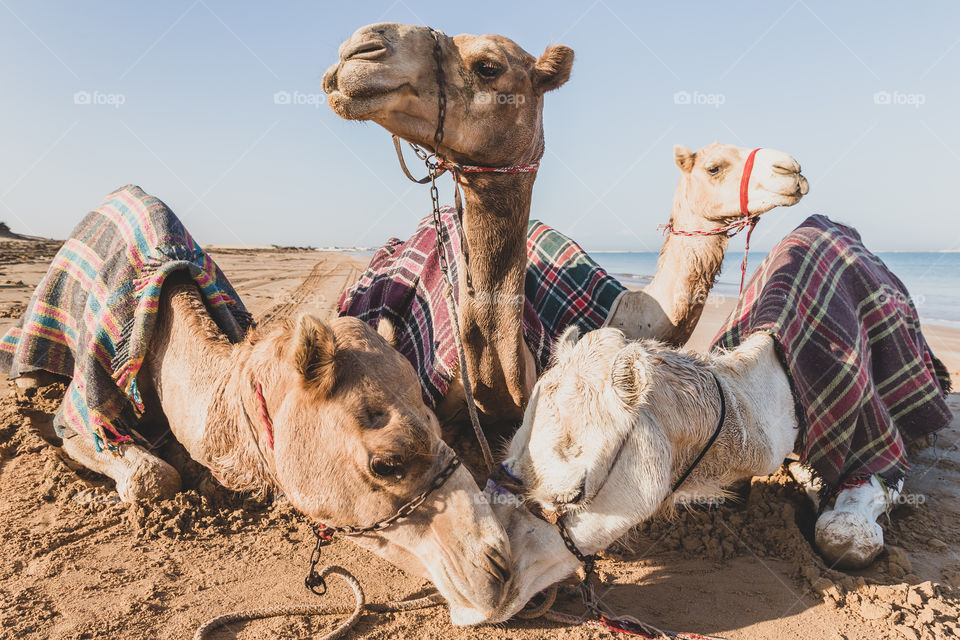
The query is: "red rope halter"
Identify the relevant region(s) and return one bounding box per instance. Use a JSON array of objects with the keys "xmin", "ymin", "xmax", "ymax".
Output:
[
  {"xmin": 660, "ymin": 147, "xmax": 763, "ymax": 294},
  {"xmin": 254, "ymin": 382, "xmax": 275, "ymax": 450},
  {"xmin": 439, "ymin": 159, "xmax": 540, "ymax": 174}
]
